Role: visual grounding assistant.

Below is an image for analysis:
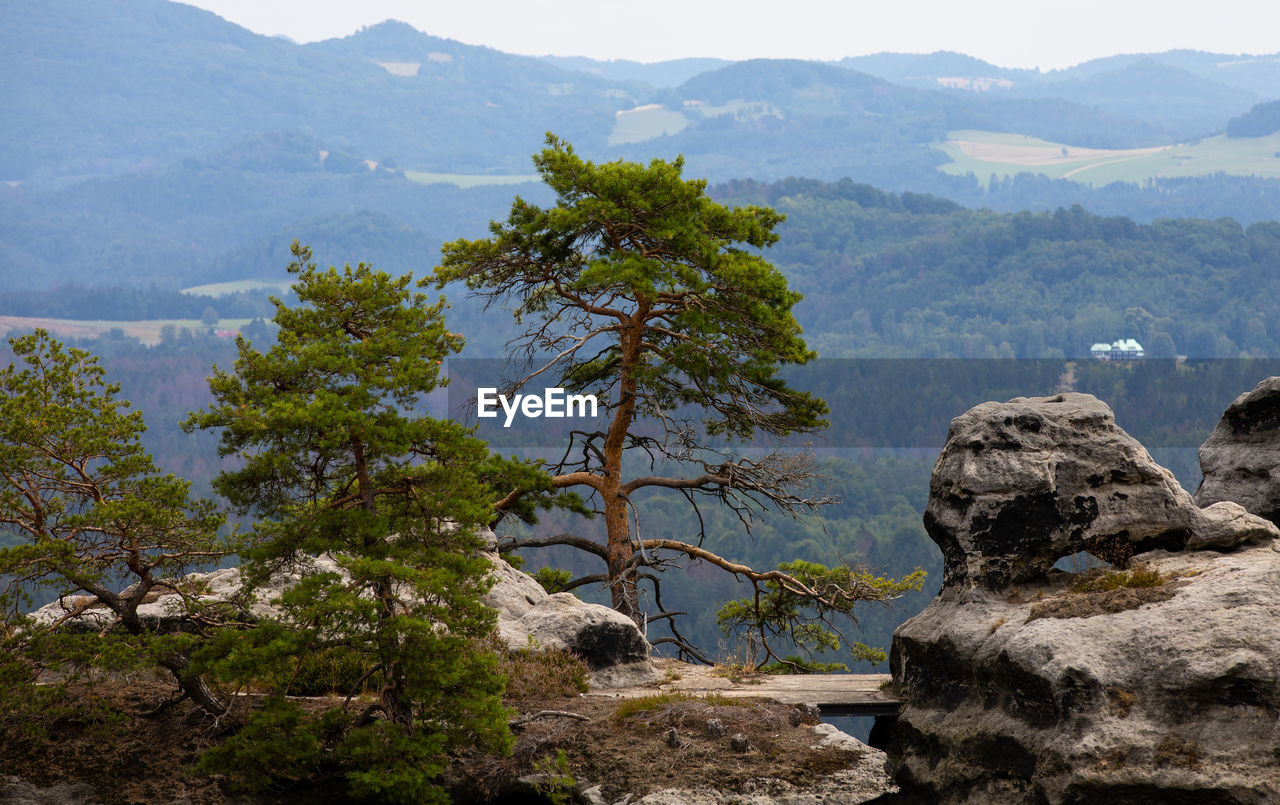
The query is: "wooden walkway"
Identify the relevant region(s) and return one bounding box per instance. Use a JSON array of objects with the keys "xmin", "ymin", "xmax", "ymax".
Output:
[{"xmin": 587, "ymin": 659, "xmax": 901, "ymax": 717}]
